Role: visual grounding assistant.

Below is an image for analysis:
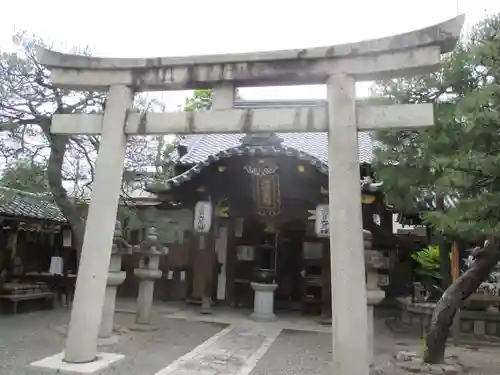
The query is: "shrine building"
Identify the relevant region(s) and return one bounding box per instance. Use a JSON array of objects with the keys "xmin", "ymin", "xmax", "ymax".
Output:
[{"xmin": 117, "ymin": 100, "xmax": 419, "ymax": 316}]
